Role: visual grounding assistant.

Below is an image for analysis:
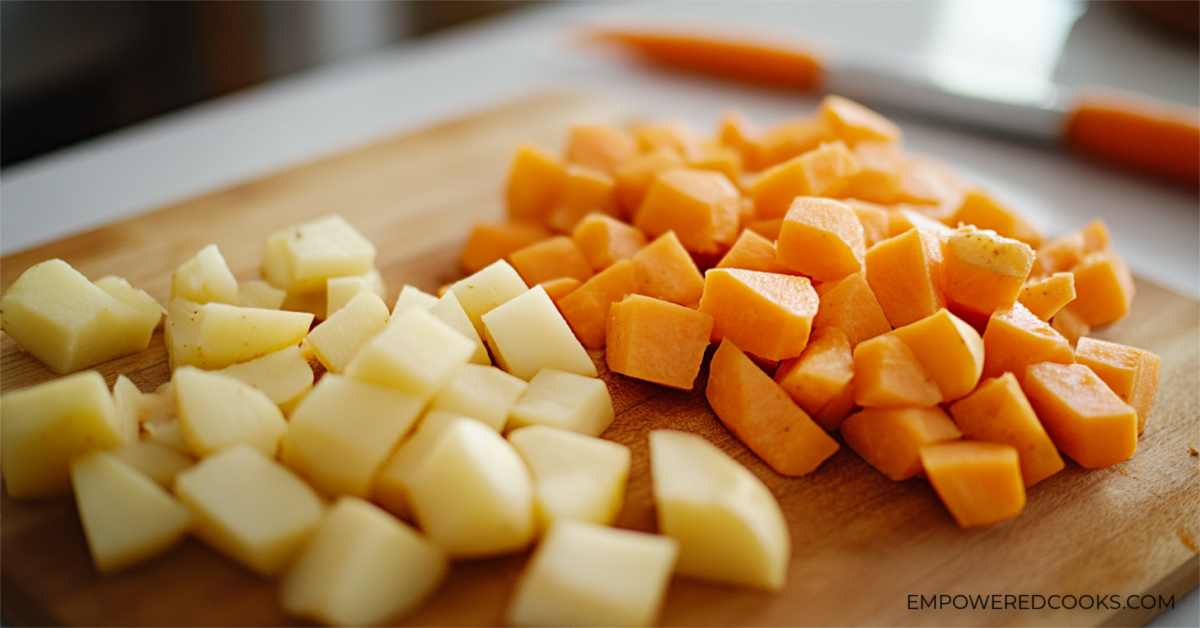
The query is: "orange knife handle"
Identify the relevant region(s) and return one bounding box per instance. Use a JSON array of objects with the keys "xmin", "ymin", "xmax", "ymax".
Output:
[
  {"xmin": 591, "ymin": 29, "xmax": 824, "ymax": 92},
  {"xmin": 1064, "ymin": 93, "xmax": 1199, "ymax": 188}
]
